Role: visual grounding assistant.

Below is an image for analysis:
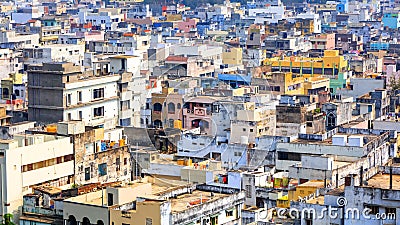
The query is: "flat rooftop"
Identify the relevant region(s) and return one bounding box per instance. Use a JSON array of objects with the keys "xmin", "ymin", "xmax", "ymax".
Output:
[
  {"xmin": 170, "ymin": 190, "xmax": 227, "ymax": 213},
  {"xmin": 366, "ymin": 174, "xmax": 400, "ymax": 190},
  {"xmin": 292, "ymin": 133, "xmax": 377, "ymax": 146},
  {"xmin": 298, "ymin": 180, "xmax": 325, "ymax": 188}
]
